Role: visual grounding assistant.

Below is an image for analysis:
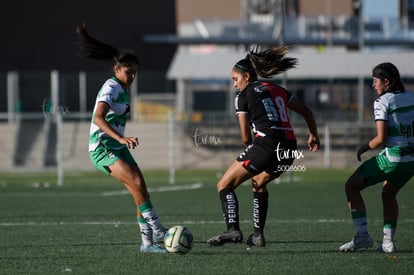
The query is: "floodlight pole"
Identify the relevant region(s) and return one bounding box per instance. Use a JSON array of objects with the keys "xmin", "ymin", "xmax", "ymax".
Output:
[
  {"xmin": 7, "ymin": 71, "xmax": 19, "ymax": 168},
  {"xmin": 326, "ymin": 0, "xmax": 333, "ymax": 50},
  {"xmin": 168, "ymin": 111, "xmax": 176, "ymax": 185},
  {"xmin": 355, "ymin": 0, "xmax": 364, "ymax": 50},
  {"xmin": 356, "ymin": 0, "xmax": 364, "ymax": 123},
  {"xmin": 79, "ymin": 71, "xmax": 87, "ymax": 120},
  {"xmin": 277, "ymin": 0, "xmax": 285, "ymax": 46},
  {"xmin": 51, "ymin": 70, "xmax": 64, "ymax": 186}
]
